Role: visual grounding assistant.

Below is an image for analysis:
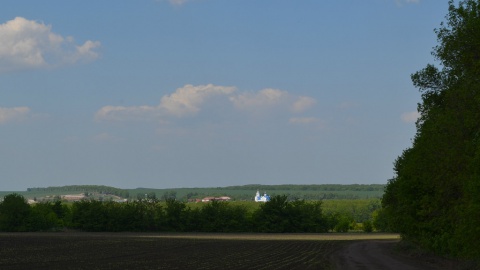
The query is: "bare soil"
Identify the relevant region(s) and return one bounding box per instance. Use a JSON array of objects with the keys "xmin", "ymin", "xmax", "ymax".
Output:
[
  {"xmin": 0, "ymin": 232, "xmax": 338, "ymax": 269},
  {"xmin": 330, "ymin": 240, "xmax": 467, "ymax": 270},
  {"xmin": 1, "ymin": 232, "xmax": 466, "ymax": 270}
]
